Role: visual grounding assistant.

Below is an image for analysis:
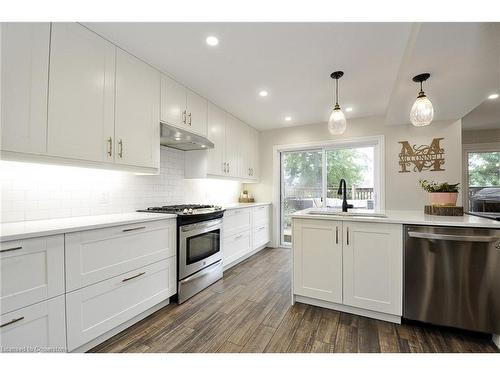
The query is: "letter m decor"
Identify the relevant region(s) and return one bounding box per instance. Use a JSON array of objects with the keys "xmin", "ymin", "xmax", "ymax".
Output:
[{"xmin": 398, "ymin": 138, "xmax": 445, "ymax": 173}]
